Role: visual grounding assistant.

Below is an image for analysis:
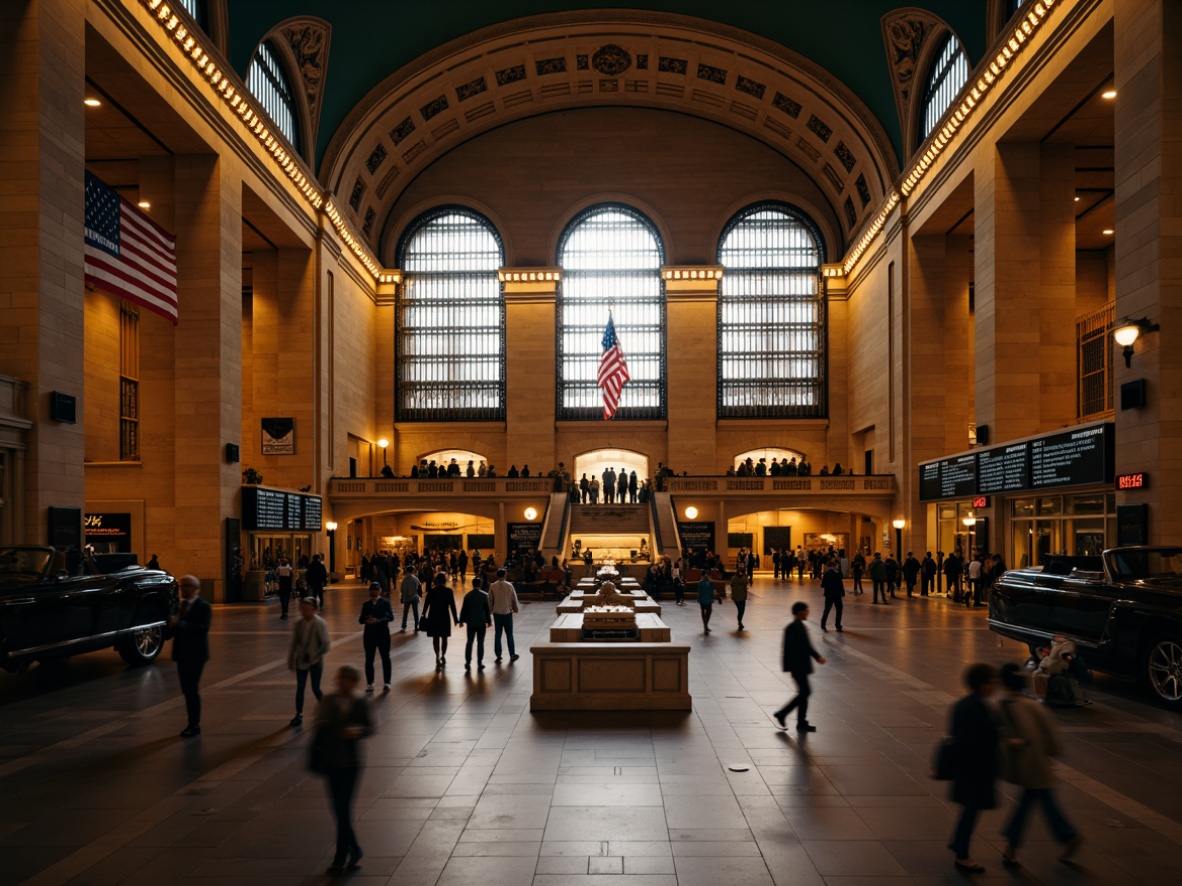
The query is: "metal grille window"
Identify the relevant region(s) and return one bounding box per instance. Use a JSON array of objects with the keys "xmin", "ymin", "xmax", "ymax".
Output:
[
  {"xmin": 247, "ymin": 41, "xmax": 301, "ymax": 153},
  {"xmin": 557, "ymin": 205, "xmax": 665, "ymax": 420},
  {"xmin": 119, "ymin": 303, "xmax": 140, "ymax": 461},
  {"xmin": 920, "ymin": 34, "xmax": 969, "ymax": 140},
  {"xmin": 176, "ymin": 0, "xmax": 208, "ymax": 31},
  {"xmin": 1076, "ymin": 301, "xmax": 1114, "ymax": 420},
  {"xmin": 717, "ymin": 203, "xmax": 825, "ymax": 418},
  {"xmin": 396, "ymin": 208, "xmax": 505, "ymax": 421}
]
